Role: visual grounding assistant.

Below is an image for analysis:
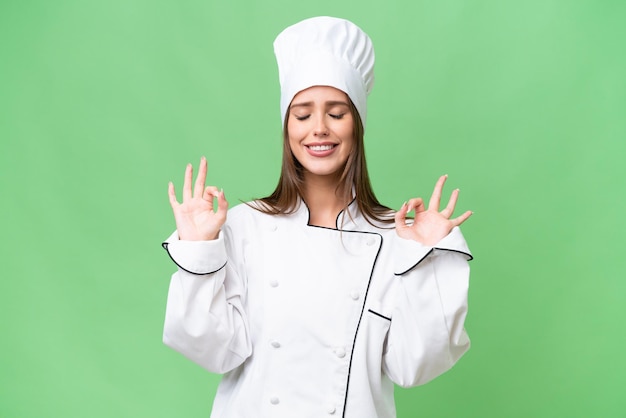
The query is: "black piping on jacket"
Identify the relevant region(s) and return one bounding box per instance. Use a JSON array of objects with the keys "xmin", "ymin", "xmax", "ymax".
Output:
[{"xmin": 162, "ymin": 242, "xmax": 227, "ymax": 276}]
